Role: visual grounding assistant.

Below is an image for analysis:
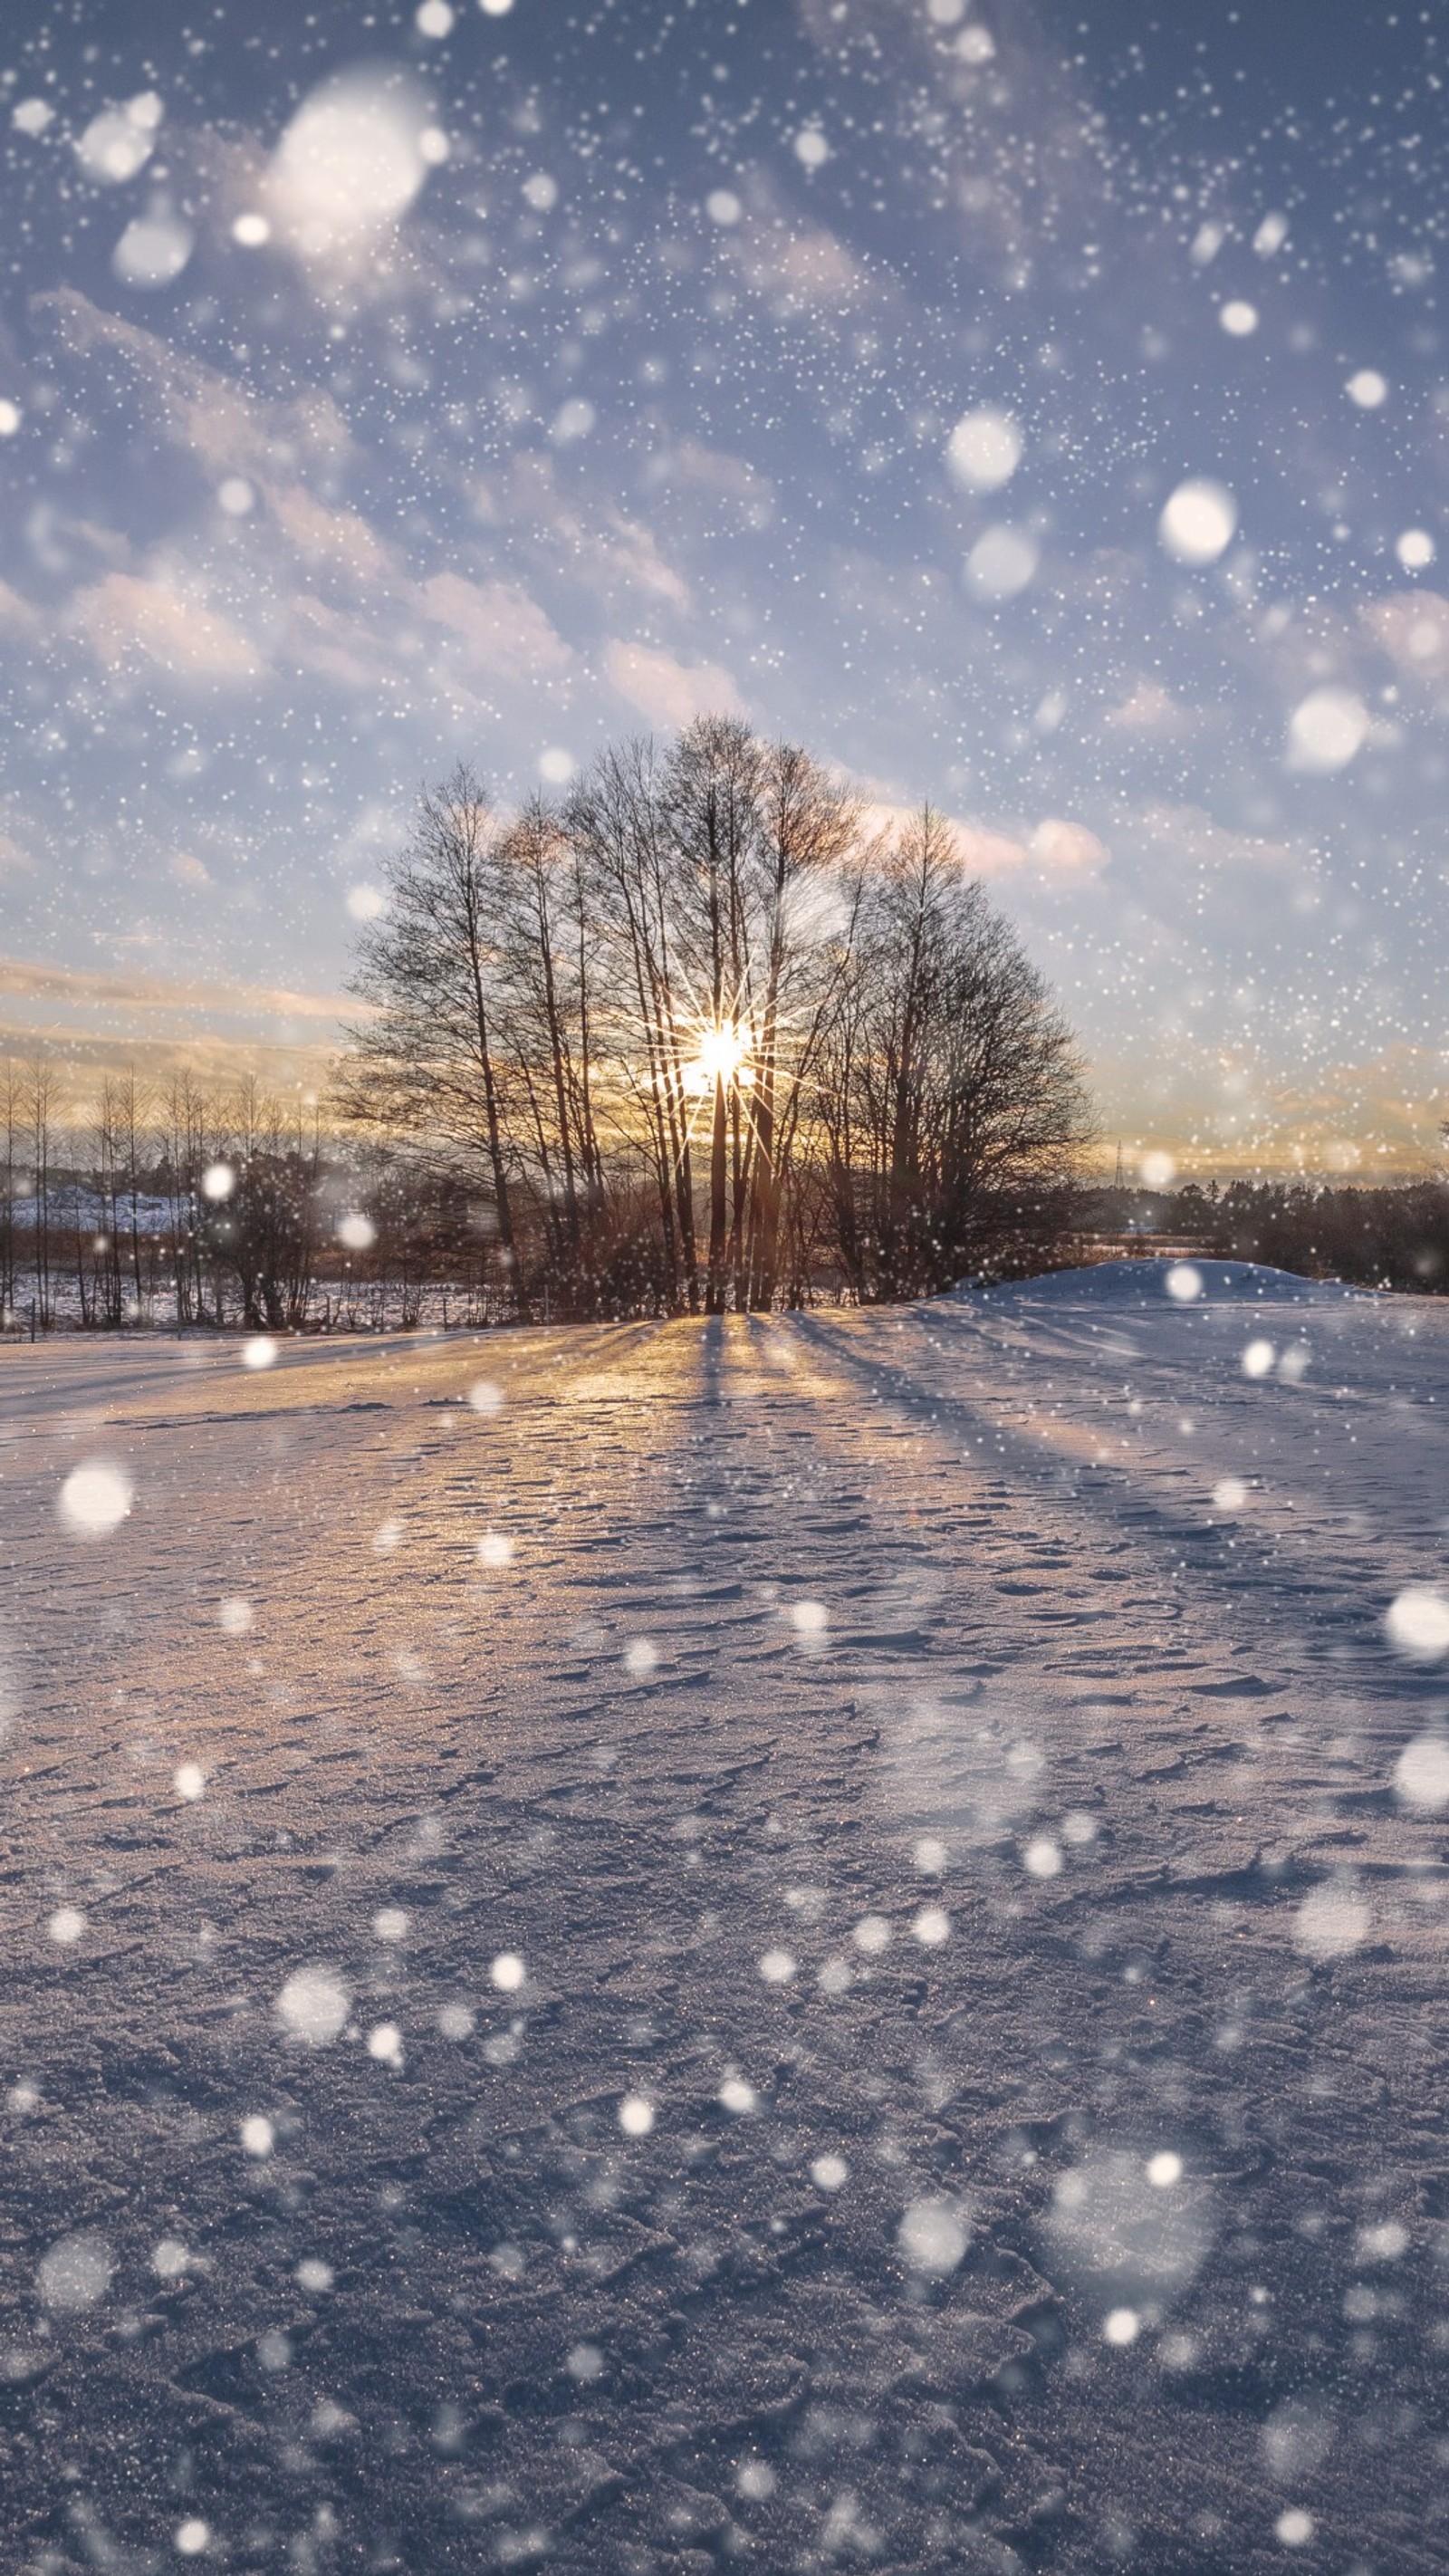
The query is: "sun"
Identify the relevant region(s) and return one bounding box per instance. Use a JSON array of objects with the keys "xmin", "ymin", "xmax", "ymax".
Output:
[{"xmin": 688, "ymin": 1020, "xmax": 753, "ymax": 1092}]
